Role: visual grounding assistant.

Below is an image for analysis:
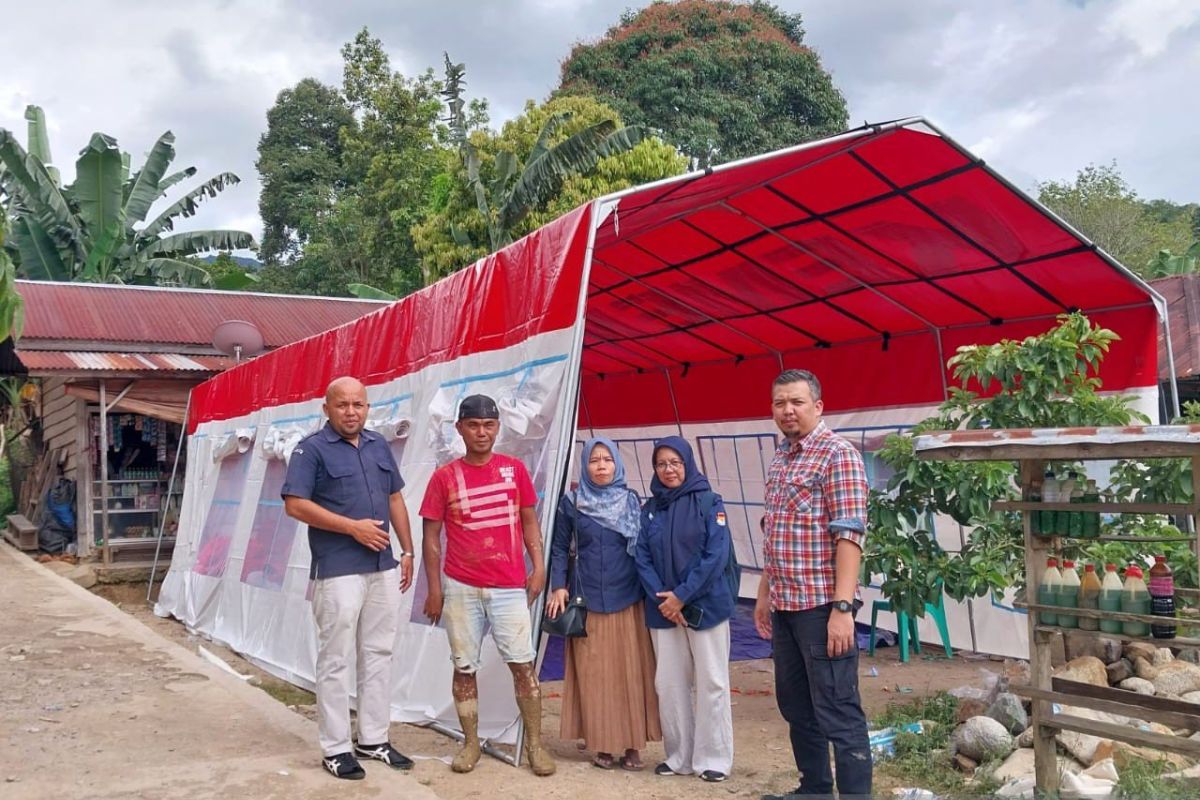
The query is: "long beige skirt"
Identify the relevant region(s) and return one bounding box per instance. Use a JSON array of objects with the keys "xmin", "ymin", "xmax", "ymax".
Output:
[{"xmin": 560, "ymin": 600, "xmax": 662, "ymax": 753}]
